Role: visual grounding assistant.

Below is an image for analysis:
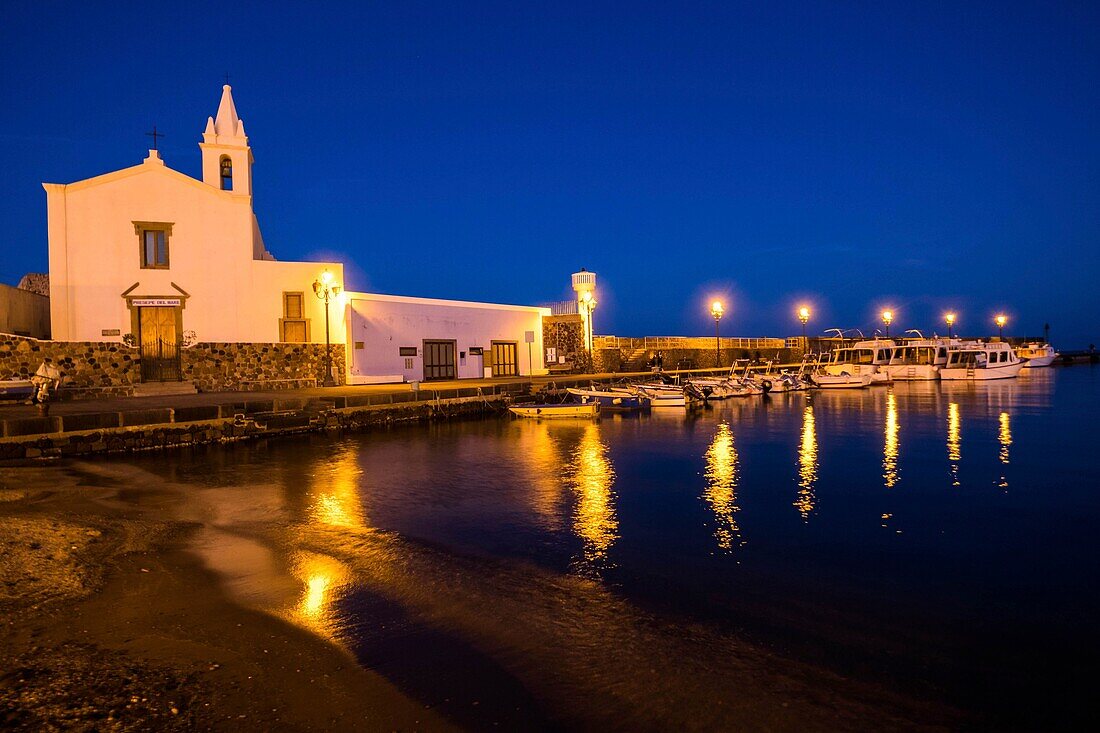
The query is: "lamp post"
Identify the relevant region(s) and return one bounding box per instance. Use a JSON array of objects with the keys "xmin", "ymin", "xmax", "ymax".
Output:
[
  {"xmin": 312, "ymin": 270, "xmax": 341, "ymax": 387},
  {"xmin": 945, "ymin": 312, "xmax": 956, "ymax": 339},
  {"xmin": 798, "ymin": 306, "xmax": 810, "ymax": 340},
  {"xmin": 581, "ymin": 290, "xmax": 597, "ymax": 372},
  {"xmin": 995, "ymin": 314, "xmax": 1007, "ymax": 341},
  {"xmin": 711, "ymin": 301, "xmax": 724, "ymax": 368},
  {"xmin": 881, "ymin": 310, "xmax": 894, "ymax": 339}
]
